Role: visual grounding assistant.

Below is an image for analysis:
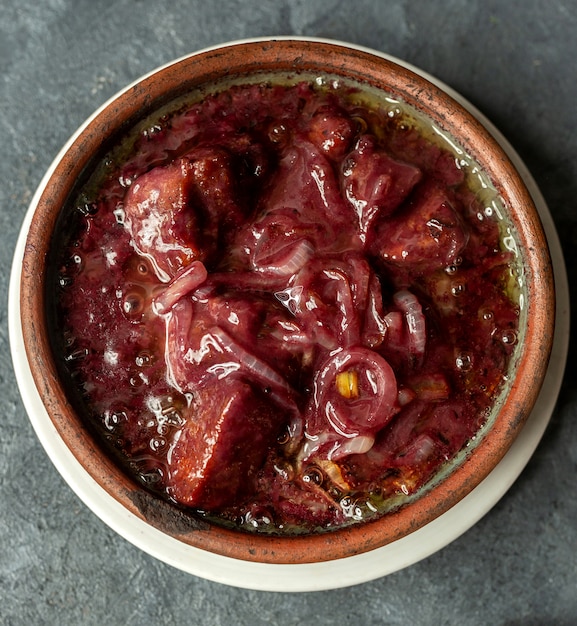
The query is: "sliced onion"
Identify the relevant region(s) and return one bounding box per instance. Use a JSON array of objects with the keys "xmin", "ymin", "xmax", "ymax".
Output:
[
  {"xmin": 409, "ymin": 373, "xmax": 450, "ymax": 401},
  {"xmin": 311, "ymin": 347, "xmax": 398, "ymax": 435},
  {"xmin": 299, "ymin": 431, "xmax": 374, "ymax": 463},
  {"xmin": 291, "ymin": 258, "xmax": 369, "ymax": 349},
  {"xmin": 210, "ymin": 326, "xmax": 299, "ymax": 412},
  {"xmin": 299, "ymin": 431, "xmax": 336, "ymax": 462},
  {"xmin": 398, "ymin": 433, "xmax": 436, "ymax": 465},
  {"xmin": 283, "ymin": 413, "xmax": 304, "ymax": 455},
  {"xmin": 364, "ymin": 282, "xmax": 388, "ymax": 347},
  {"xmin": 153, "ymin": 260, "xmax": 207, "ymax": 315},
  {"xmin": 252, "ymin": 237, "xmax": 315, "ymax": 277},
  {"xmin": 163, "ymin": 298, "xmax": 195, "ymax": 392},
  {"xmin": 322, "ymin": 267, "xmax": 360, "ymax": 346},
  {"xmin": 208, "ymin": 271, "xmax": 288, "ymax": 292},
  {"xmin": 397, "ymin": 386, "xmax": 416, "ymax": 406},
  {"xmin": 384, "ymin": 310, "xmax": 403, "ymax": 334},
  {"xmin": 393, "ymin": 289, "xmax": 426, "ymax": 357},
  {"xmin": 329, "ymin": 435, "xmax": 375, "ymax": 461},
  {"xmin": 268, "ymin": 318, "xmax": 315, "ymax": 349},
  {"xmin": 274, "ymin": 285, "xmax": 304, "ymax": 315}
]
